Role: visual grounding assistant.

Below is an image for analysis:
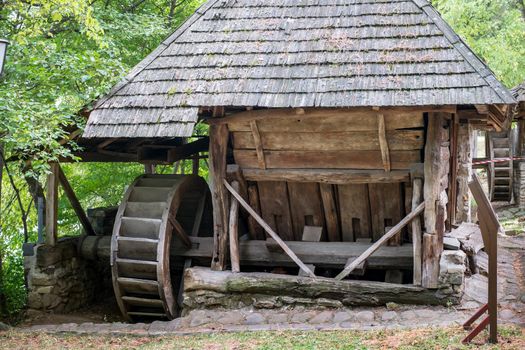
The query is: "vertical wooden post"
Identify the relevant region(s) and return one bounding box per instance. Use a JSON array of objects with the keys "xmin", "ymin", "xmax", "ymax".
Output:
[
  {"xmin": 46, "ymin": 163, "xmax": 59, "ymax": 246},
  {"xmin": 456, "ymin": 123, "xmax": 472, "ymax": 223},
  {"xmin": 422, "ymin": 113, "xmax": 445, "ymax": 288},
  {"xmin": 144, "ymin": 163, "xmax": 155, "ymax": 174},
  {"xmin": 209, "ymin": 116, "xmax": 230, "ymax": 271},
  {"xmin": 411, "ymin": 177, "xmax": 423, "ymax": 285},
  {"xmin": 192, "ymin": 155, "xmax": 199, "ymax": 175},
  {"xmin": 229, "ymin": 181, "xmax": 240, "ymax": 273},
  {"xmin": 448, "ymin": 114, "xmax": 459, "ymax": 227},
  {"xmin": 57, "ymin": 165, "xmax": 96, "ymax": 236}
]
